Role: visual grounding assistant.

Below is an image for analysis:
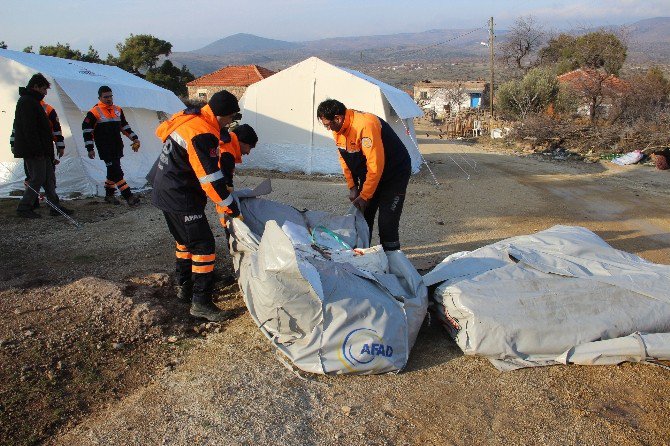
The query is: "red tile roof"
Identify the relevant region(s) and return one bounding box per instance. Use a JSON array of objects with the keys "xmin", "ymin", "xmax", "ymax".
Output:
[
  {"xmin": 187, "ymin": 65, "xmax": 275, "ymax": 87},
  {"xmin": 557, "ymin": 68, "xmax": 629, "ymax": 95}
]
